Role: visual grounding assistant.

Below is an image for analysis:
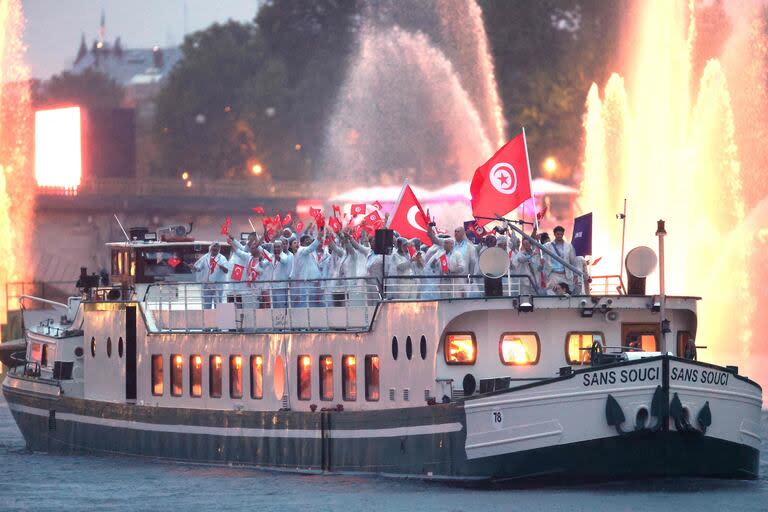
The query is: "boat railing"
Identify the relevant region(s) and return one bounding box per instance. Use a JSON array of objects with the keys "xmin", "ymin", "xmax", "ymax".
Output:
[
  {"xmin": 141, "ymin": 277, "xmax": 382, "ymax": 333},
  {"xmin": 590, "ymin": 275, "xmax": 626, "ymax": 295},
  {"xmin": 382, "ymin": 274, "xmax": 540, "ymax": 300}
]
